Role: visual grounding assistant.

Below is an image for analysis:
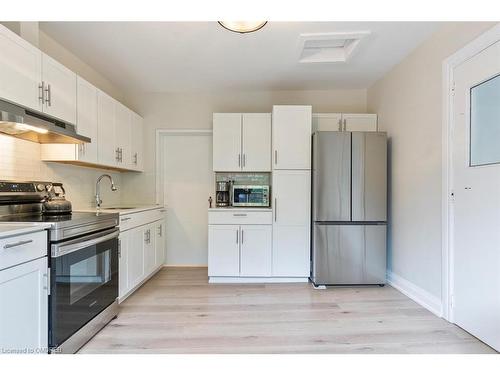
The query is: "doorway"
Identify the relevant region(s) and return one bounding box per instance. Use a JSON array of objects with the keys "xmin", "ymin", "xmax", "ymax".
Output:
[
  {"xmin": 160, "ymin": 131, "xmax": 214, "ymax": 266},
  {"xmin": 449, "ymin": 38, "xmax": 500, "ymax": 351}
]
